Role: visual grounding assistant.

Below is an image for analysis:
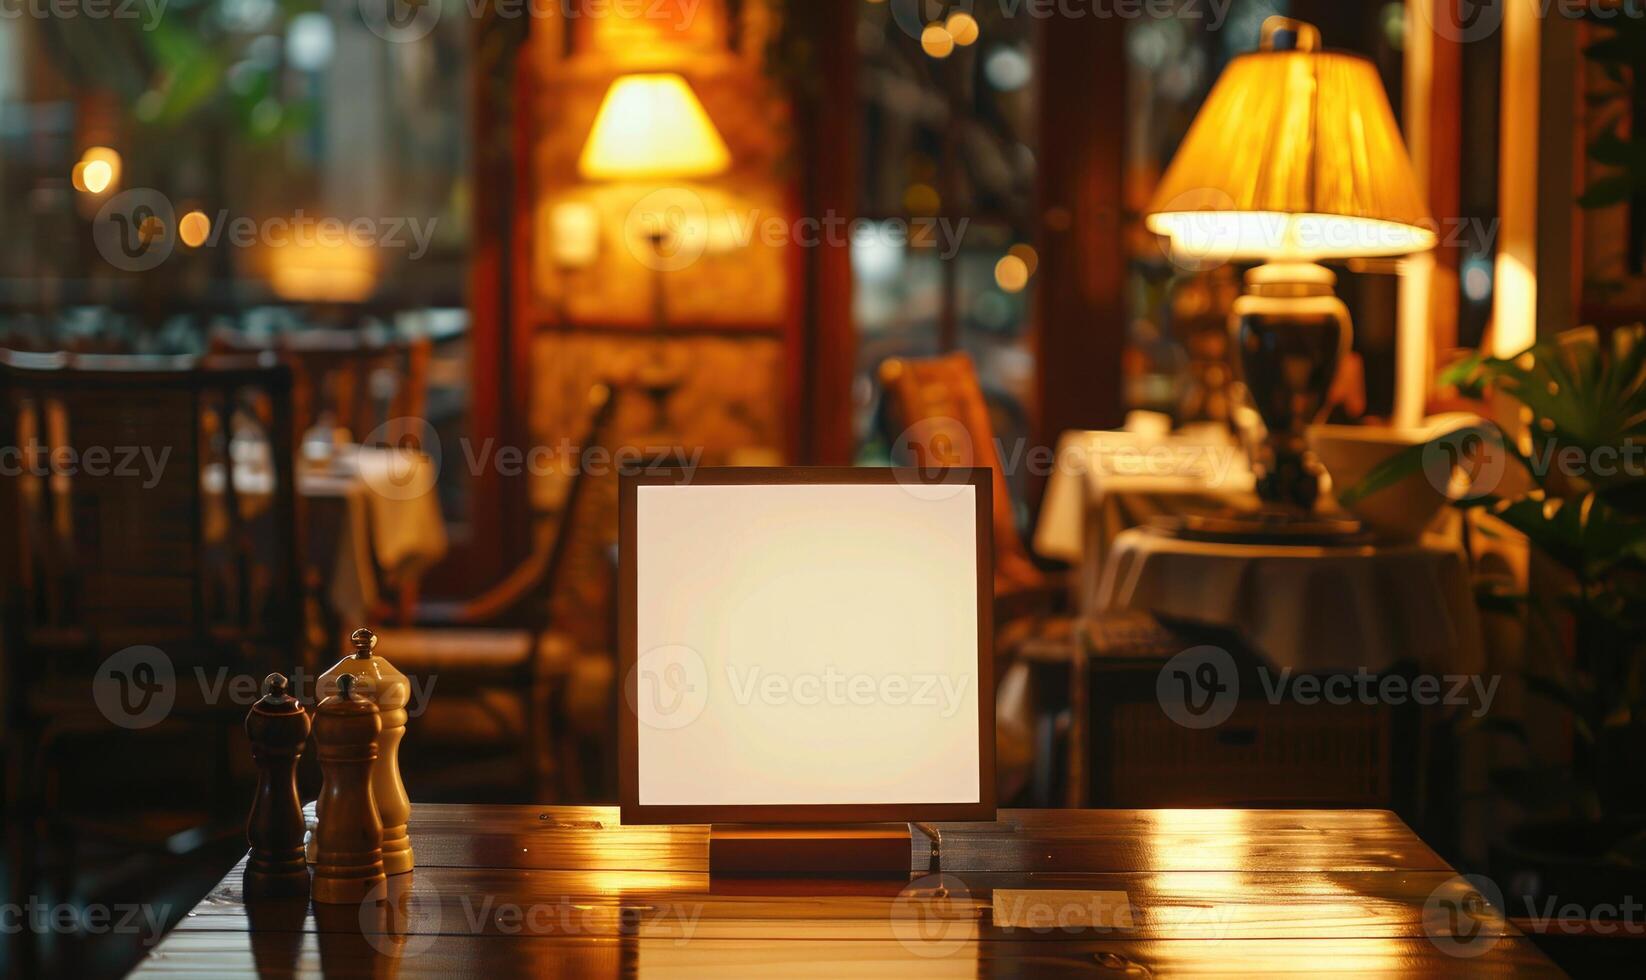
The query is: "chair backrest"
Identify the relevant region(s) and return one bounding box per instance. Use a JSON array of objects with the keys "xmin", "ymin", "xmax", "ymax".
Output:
[
  {"xmin": 535, "ymin": 382, "xmax": 618, "ymax": 631},
  {"xmin": 0, "ymin": 350, "xmax": 302, "ymax": 675},
  {"xmin": 208, "ymin": 329, "xmax": 432, "ymax": 447},
  {"xmin": 879, "ymin": 351, "xmax": 1039, "ymax": 589},
  {"xmin": 417, "ymin": 381, "xmax": 619, "ymax": 633},
  {"xmin": 540, "ymin": 381, "xmax": 641, "ymax": 653},
  {"xmin": 539, "ymin": 378, "xmax": 618, "ymax": 609}
]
